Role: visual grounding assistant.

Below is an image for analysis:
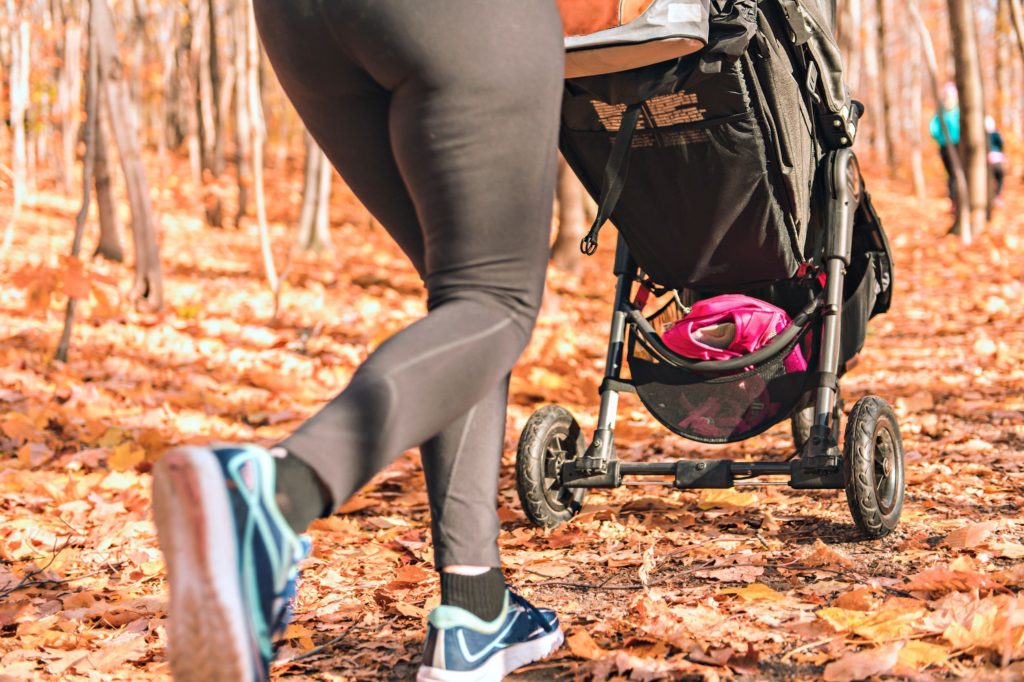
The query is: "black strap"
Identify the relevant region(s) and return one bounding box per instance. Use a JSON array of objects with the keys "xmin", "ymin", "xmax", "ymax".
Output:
[{"xmin": 580, "ymin": 103, "xmax": 642, "ymax": 256}]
